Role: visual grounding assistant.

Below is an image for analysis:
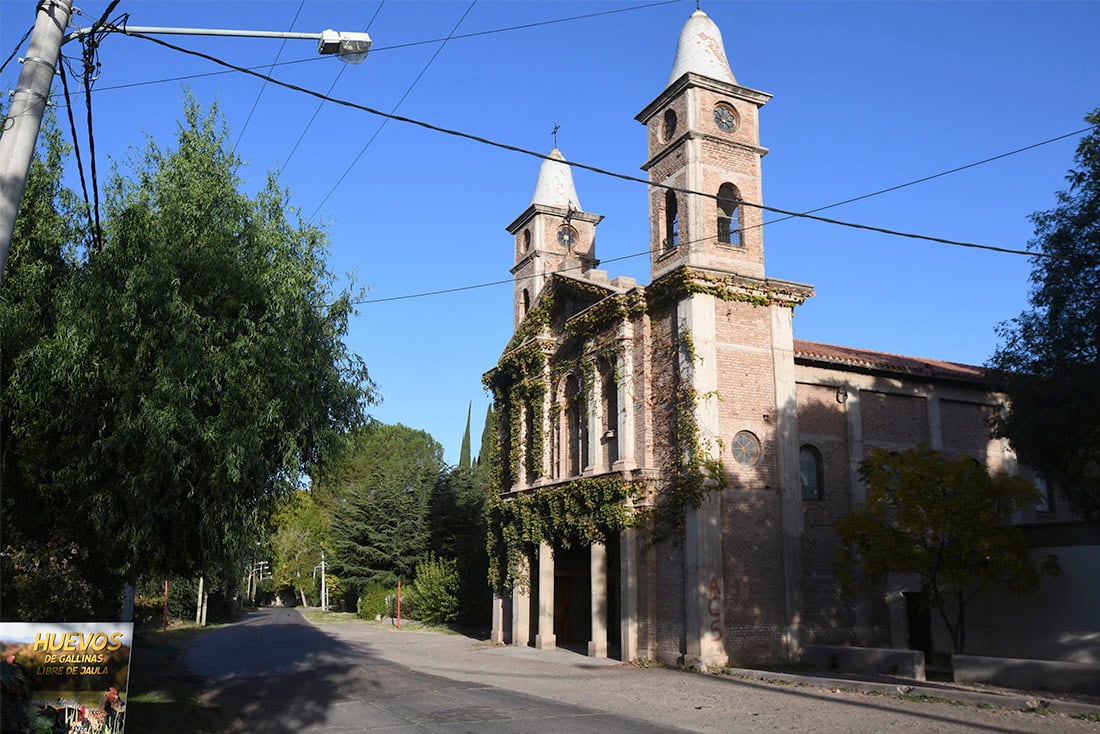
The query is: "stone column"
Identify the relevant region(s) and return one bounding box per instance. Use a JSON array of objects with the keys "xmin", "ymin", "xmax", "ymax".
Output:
[
  {"xmin": 845, "ymin": 387, "xmax": 872, "ymax": 645},
  {"xmin": 587, "ymin": 364, "xmax": 601, "ymax": 474},
  {"xmin": 512, "ymin": 558, "xmax": 530, "ymax": 647},
  {"xmin": 589, "ymin": 542, "xmax": 608, "ymax": 658},
  {"xmin": 535, "ymin": 541, "xmax": 556, "ymax": 649},
  {"xmin": 927, "ymin": 386, "xmax": 943, "ymax": 450},
  {"xmin": 620, "ymin": 524, "xmax": 639, "ymax": 661},
  {"xmin": 614, "ymin": 329, "xmax": 637, "ymax": 471},
  {"xmin": 491, "ymin": 592, "xmax": 505, "ymax": 644},
  {"xmin": 771, "ymin": 303, "xmax": 803, "ymax": 659}
]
